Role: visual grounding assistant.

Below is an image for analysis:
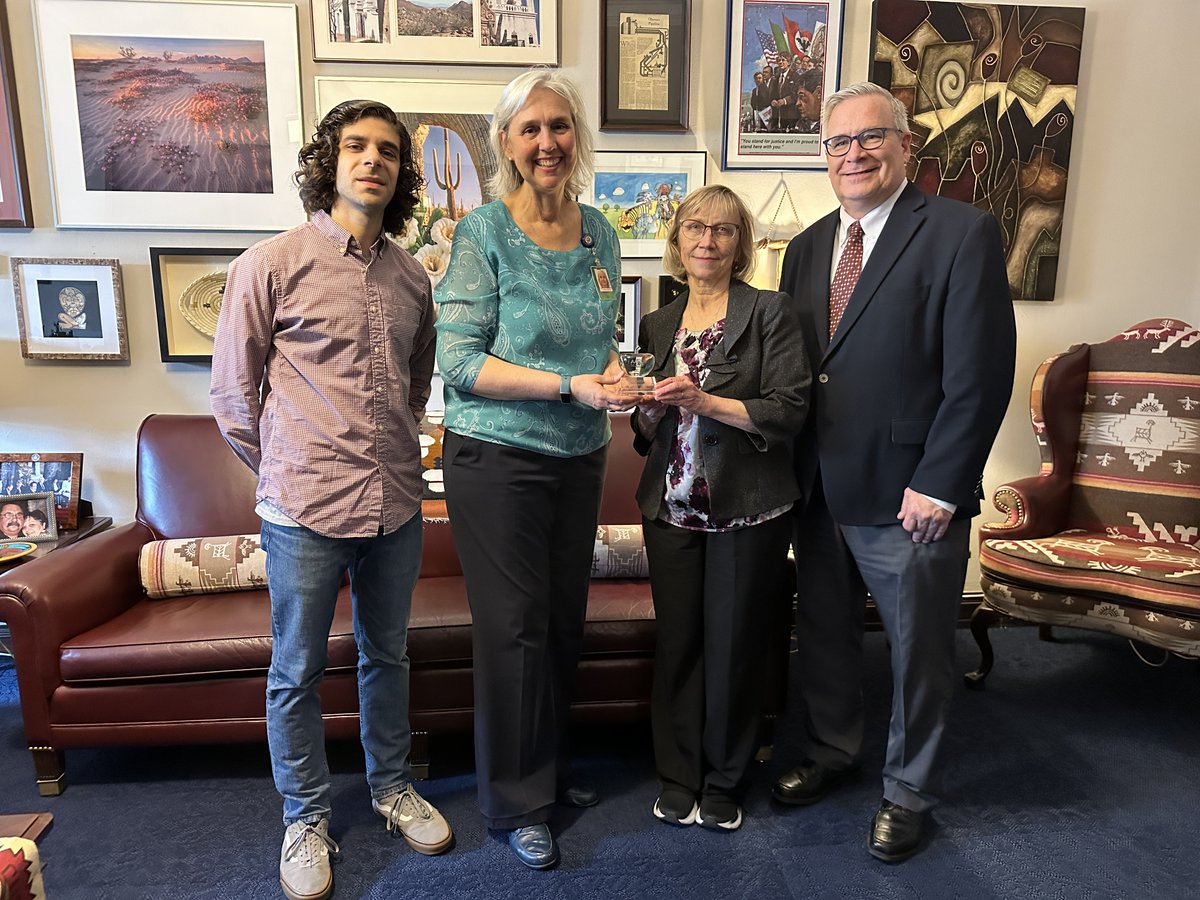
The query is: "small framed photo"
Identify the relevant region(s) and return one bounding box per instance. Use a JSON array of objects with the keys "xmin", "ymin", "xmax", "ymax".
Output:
[
  {"xmin": 10, "ymin": 257, "xmax": 128, "ymax": 360},
  {"xmin": 582, "ymin": 150, "xmax": 707, "ymax": 259},
  {"xmin": 0, "ymin": 453, "xmax": 83, "ymax": 530},
  {"xmin": 0, "ymin": 492, "xmax": 60, "ymax": 543},
  {"xmin": 150, "ymin": 247, "xmax": 245, "ymax": 362},
  {"xmin": 311, "ymin": 0, "xmax": 560, "ymax": 66},
  {"xmin": 658, "ymin": 274, "xmax": 687, "ymax": 307},
  {"xmin": 722, "ymin": 0, "xmax": 845, "ymax": 170},
  {"xmin": 617, "ymin": 275, "xmax": 642, "ymax": 352},
  {"xmin": 600, "ymin": 0, "xmax": 691, "ymax": 132}
]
